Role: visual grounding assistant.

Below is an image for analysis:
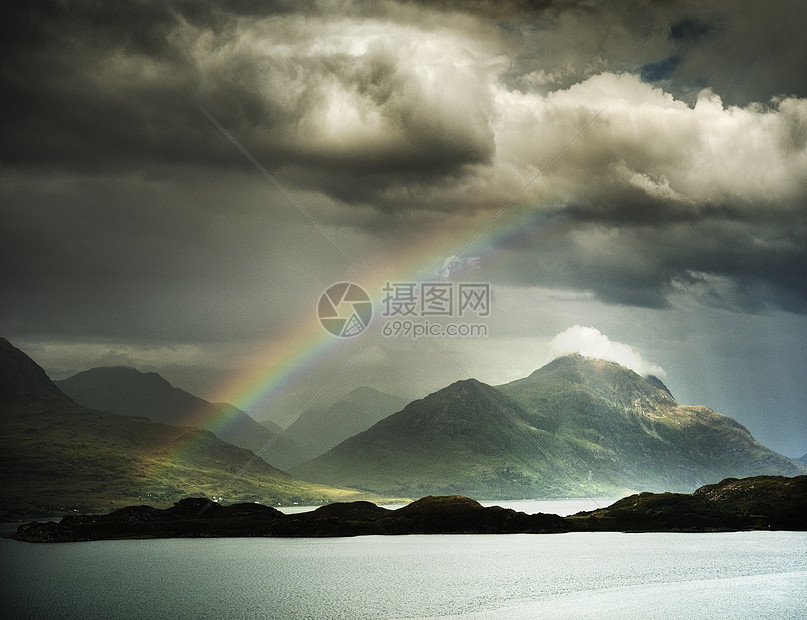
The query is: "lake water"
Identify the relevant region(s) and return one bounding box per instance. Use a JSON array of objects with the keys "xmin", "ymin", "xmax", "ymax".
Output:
[{"xmin": 3, "ymin": 530, "xmax": 805, "ymax": 619}]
